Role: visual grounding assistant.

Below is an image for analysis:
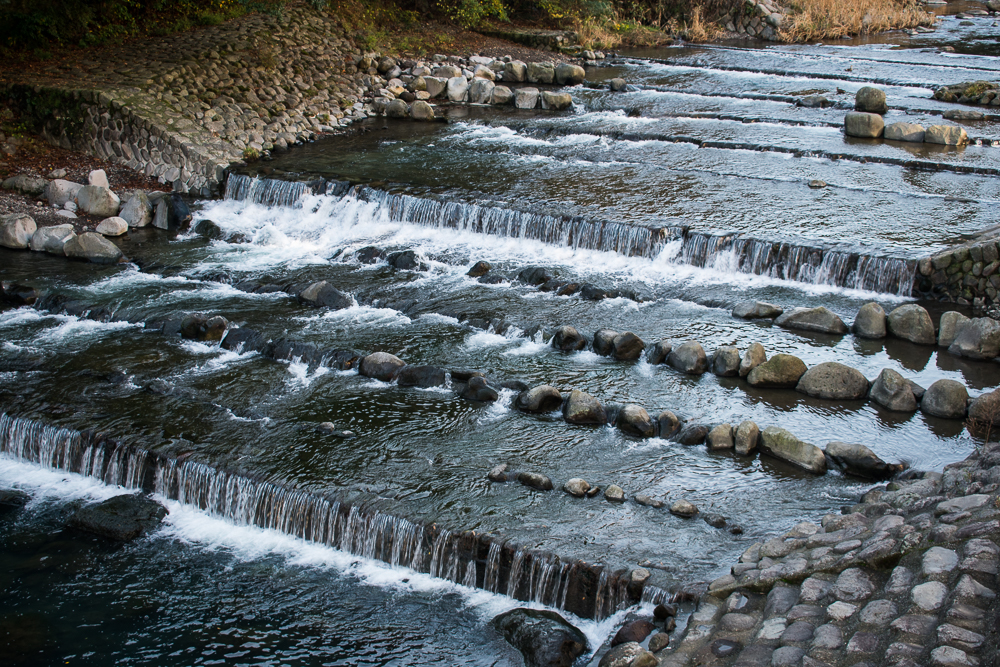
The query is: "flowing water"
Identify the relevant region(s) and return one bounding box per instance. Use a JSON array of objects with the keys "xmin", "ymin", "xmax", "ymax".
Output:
[{"xmin": 3, "ymin": 10, "xmax": 1000, "ymax": 665}]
